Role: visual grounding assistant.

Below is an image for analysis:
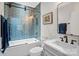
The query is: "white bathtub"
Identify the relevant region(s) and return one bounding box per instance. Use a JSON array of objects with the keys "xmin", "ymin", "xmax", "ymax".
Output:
[
  {"xmin": 9, "ymin": 38, "xmax": 40, "ymax": 47},
  {"xmin": 0, "ymin": 38, "xmax": 41, "ymax": 56}
]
